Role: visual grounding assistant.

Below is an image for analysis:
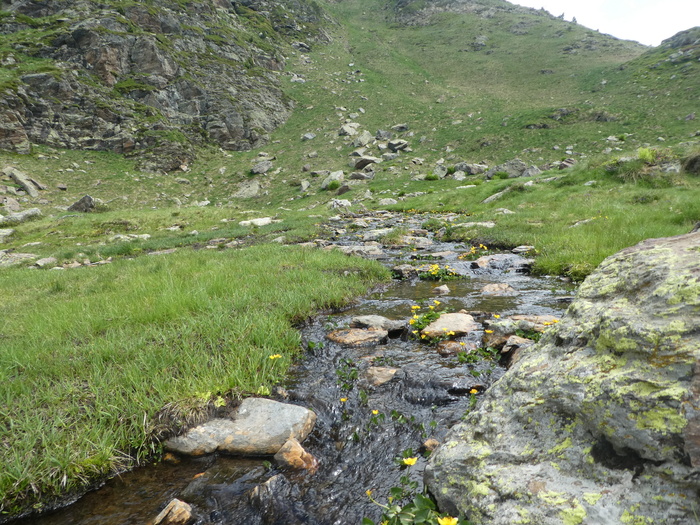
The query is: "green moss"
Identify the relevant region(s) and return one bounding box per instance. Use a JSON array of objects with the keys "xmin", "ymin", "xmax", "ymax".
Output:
[
  {"xmin": 548, "ymin": 437, "xmax": 573, "ymax": 456},
  {"xmin": 560, "ymin": 500, "xmax": 586, "ymax": 525},
  {"xmin": 634, "ymin": 407, "xmax": 686, "ymax": 434}
]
